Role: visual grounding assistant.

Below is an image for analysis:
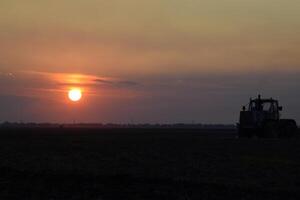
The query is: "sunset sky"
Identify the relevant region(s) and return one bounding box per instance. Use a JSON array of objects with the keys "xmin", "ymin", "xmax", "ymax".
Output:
[{"xmin": 1, "ymin": 0, "xmax": 300, "ymax": 123}]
